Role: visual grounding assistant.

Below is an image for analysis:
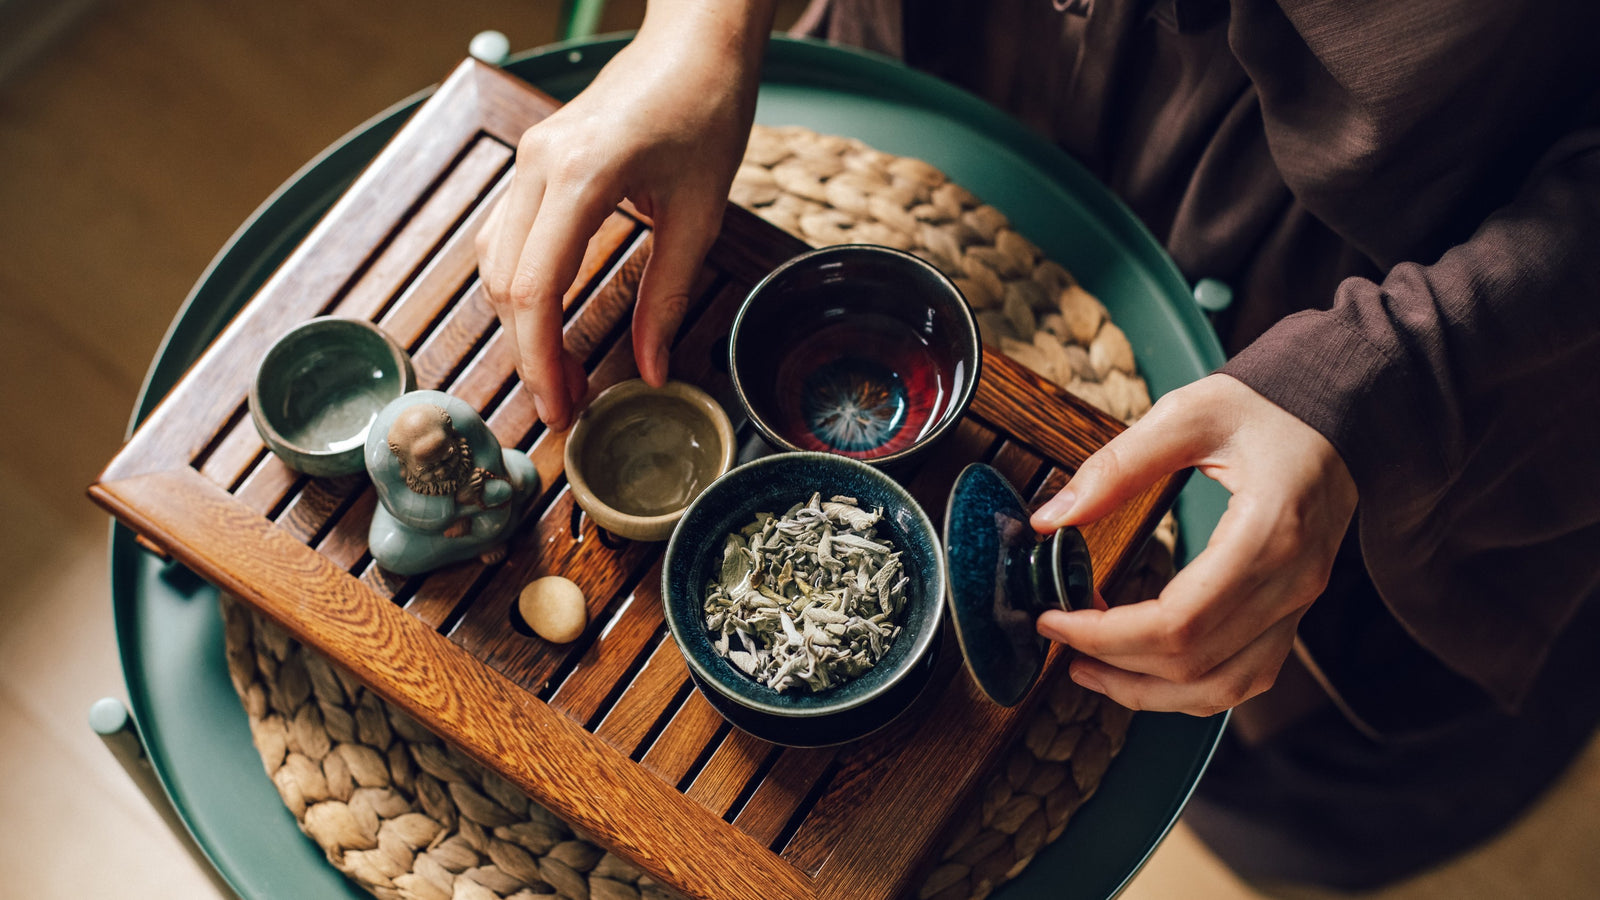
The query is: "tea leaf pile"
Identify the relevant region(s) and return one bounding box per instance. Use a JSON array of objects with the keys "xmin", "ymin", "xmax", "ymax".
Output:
[{"xmin": 704, "ymin": 493, "xmax": 908, "ymax": 693}]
